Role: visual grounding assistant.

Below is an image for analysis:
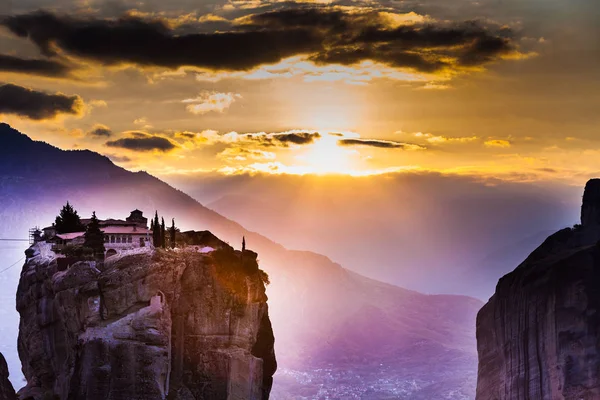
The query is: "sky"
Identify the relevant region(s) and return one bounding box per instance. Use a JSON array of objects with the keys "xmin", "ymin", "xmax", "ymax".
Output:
[{"xmin": 0, "ymin": 0, "xmax": 598, "ymax": 185}]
